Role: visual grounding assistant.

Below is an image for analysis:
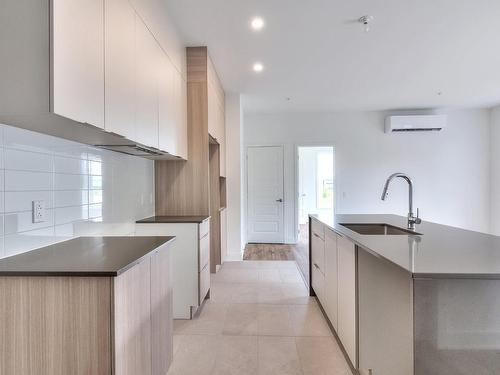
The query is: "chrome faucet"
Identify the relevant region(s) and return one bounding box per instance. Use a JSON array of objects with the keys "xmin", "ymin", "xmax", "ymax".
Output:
[{"xmin": 381, "ymin": 173, "xmax": 421, "ymax": 230}]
